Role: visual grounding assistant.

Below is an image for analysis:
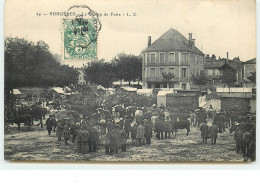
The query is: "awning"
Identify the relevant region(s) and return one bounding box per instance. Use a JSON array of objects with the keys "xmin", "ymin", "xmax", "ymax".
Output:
[
  {"xmin": 53, "ymin": 87, "xmax": 65, "ymax": 94},
  {"xmin": 13, "ymin": 89, "xmax": 22, "ymax": 95}
]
